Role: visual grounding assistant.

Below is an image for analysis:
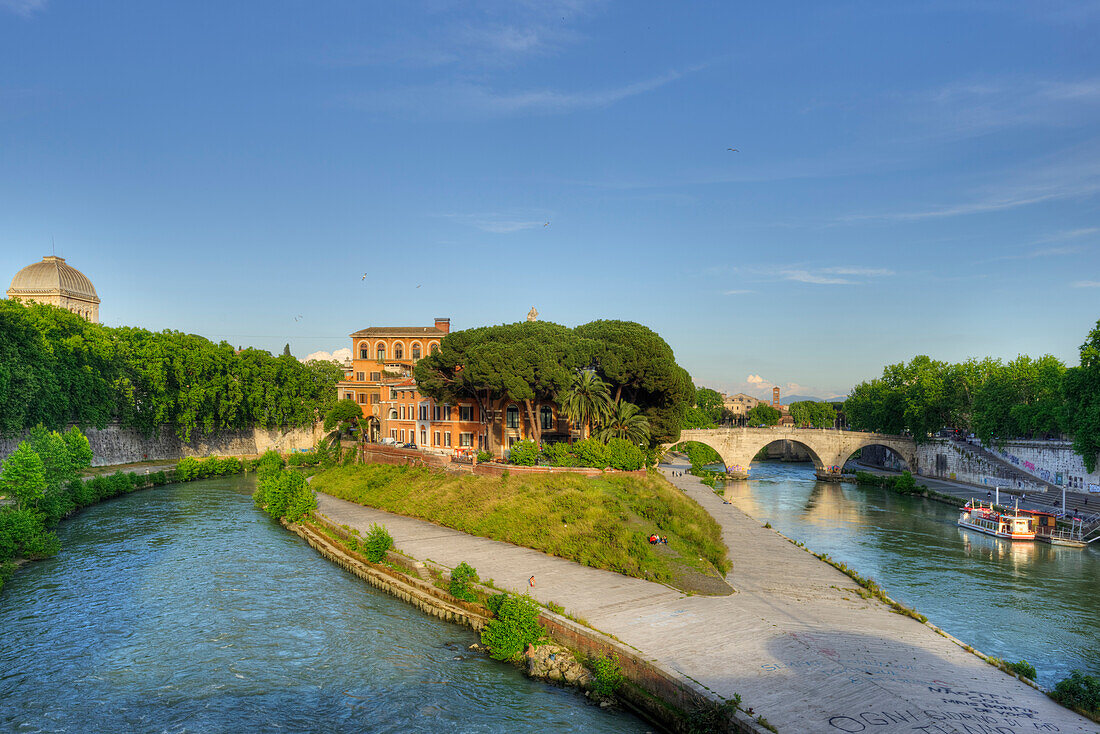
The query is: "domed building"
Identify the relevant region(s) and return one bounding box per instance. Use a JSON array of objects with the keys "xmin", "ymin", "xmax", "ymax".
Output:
[{"xmin": 7, "ymin": 255, "xmax": 100, "ymax": 323}]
